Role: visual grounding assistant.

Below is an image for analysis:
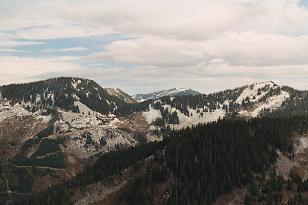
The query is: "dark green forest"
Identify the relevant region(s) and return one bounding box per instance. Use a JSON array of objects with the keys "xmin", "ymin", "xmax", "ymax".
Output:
[{"xmin": 12, "ymin": 115, "xmax": 308, "ymax": 205}]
